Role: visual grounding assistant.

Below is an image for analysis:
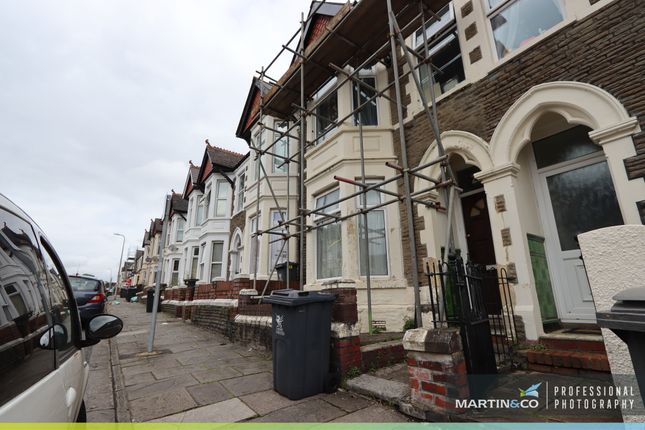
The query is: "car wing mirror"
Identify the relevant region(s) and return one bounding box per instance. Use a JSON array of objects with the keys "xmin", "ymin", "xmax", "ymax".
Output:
[{"xmin": 85, "ymin": 314, "xmax": 123, "ymax": 340}]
